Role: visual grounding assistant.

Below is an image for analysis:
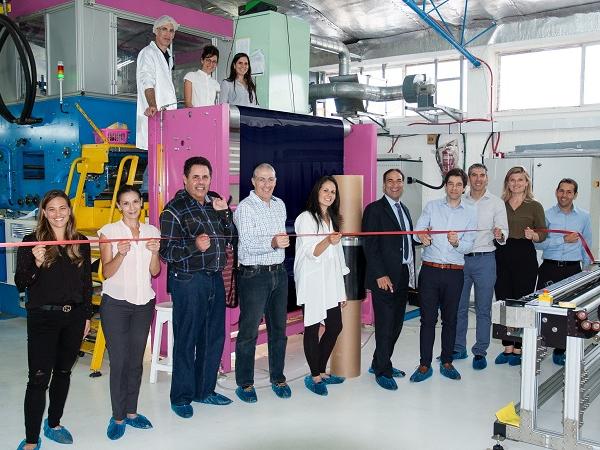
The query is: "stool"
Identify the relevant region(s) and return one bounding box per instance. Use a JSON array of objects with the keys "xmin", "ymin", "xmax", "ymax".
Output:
[{"xmin": 149, "ymin": 301, "xmax": 174, "ymax": 383}]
